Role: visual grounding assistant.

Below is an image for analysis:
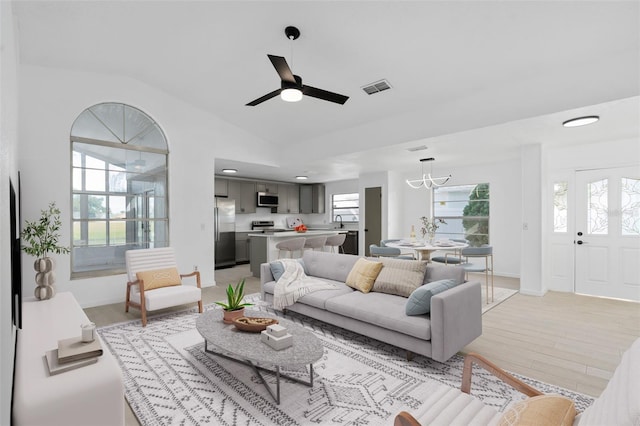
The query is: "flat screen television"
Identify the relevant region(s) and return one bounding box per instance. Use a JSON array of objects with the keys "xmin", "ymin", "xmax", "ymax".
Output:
[{"xmin": 10, "ymin": 173, "xmax": 22, "ymax": 329}]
